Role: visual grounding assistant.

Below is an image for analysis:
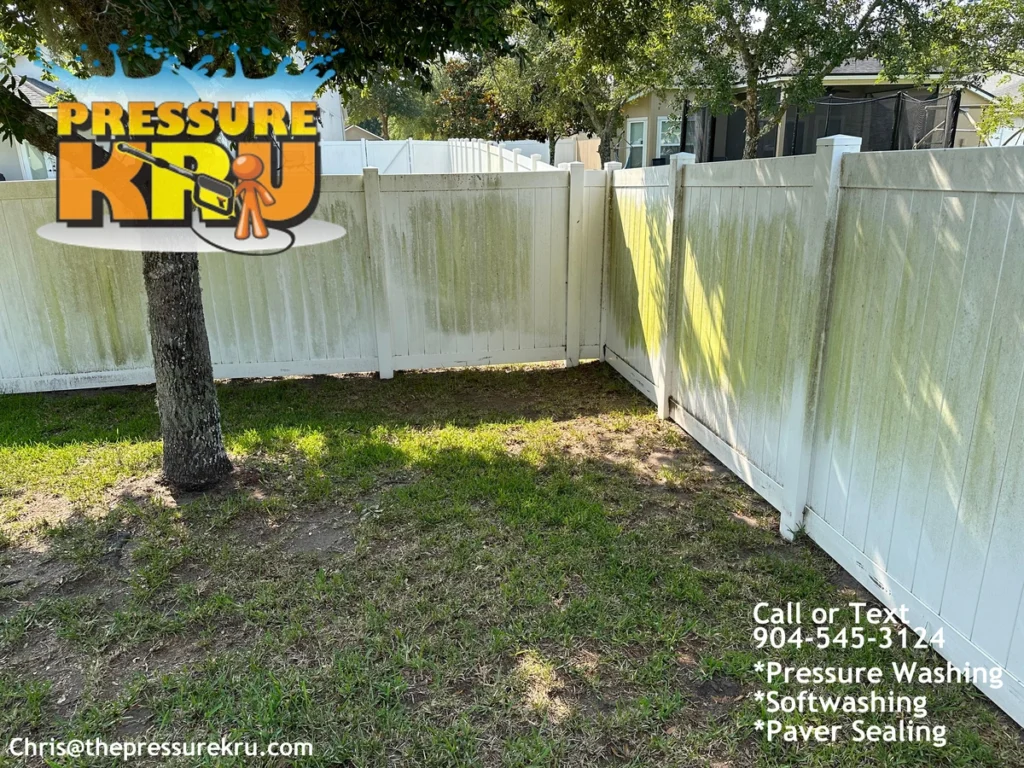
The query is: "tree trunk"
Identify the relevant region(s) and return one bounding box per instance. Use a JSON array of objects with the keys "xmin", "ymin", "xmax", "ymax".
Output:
[
  {"xmin": 142, "ymin": 251, "xmax": 232, "ymax": 490},
  {"xmin": 0, "ymin": 86, "xmax": 60, "ymax": 156},
  {"xmin": 598, "ymin": 125, "xmax": 615, "ymax": 164},
  {"xmin": 548, "ymin": 132, "xmax": 557, "ymax": 166},
  {"xmin": 381, "ymin": 113, "xmax": 390, "ymax": 140},
  {"xmin": 743, "ymin": 89, "xmax": 760, "ymax": 160}
]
